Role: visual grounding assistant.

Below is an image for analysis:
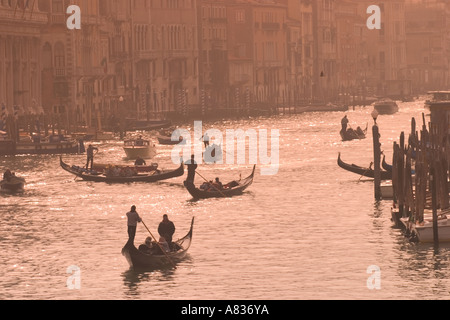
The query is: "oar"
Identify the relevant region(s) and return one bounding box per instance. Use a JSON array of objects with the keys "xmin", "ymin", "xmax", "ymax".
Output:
[
  {"xmin": 195, "ymin": 170, "xmax": 228, "ymax": 198},
  {"xmin": 358, "ymin": 162, "xmax": 374, "ymax": 182},
  {"xmin": 141, "ymin": 220, "xmax": 177, "ymax": 269}
]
